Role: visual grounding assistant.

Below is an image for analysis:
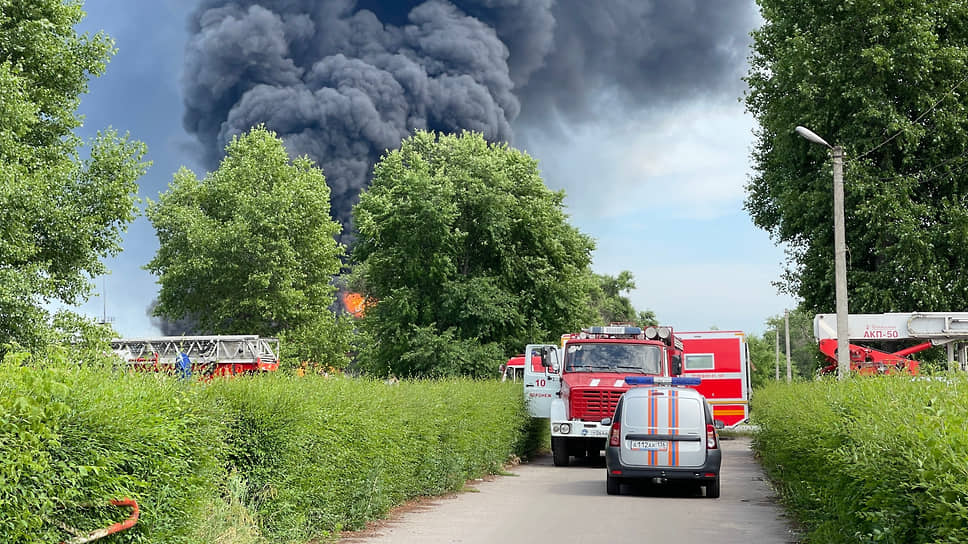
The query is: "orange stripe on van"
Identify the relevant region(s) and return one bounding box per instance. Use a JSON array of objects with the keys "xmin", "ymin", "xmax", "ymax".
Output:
[
  {"xmin": 649, "ymin": 390, "xmax": 657, "ymax": 466},
  {"xmin": 667, "ymin": 389, "xmax": 676, "ymax": 466}
]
